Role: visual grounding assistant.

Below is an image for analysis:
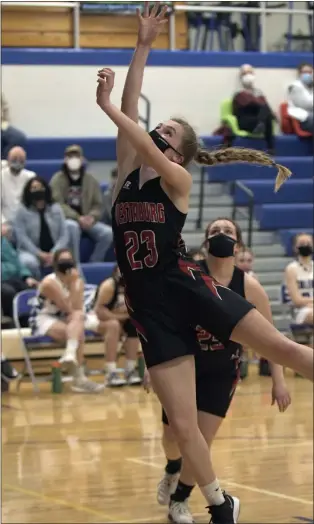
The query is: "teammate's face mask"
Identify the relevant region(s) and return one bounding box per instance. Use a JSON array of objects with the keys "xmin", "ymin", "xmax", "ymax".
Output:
[
  {"xmin": 149, "ymin": 129, "xmax": 183, "ymax": 158},
  {"xmin": 57, "ymin": 260, "xmax": 75, "ymax": 274},
  {"xmin": 297, "ymin": 244, "xmax": 313, "ymax": 257},
  {"xmin": 207, "ymin": 233, "xmax": 236, "ymax": 258}
]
